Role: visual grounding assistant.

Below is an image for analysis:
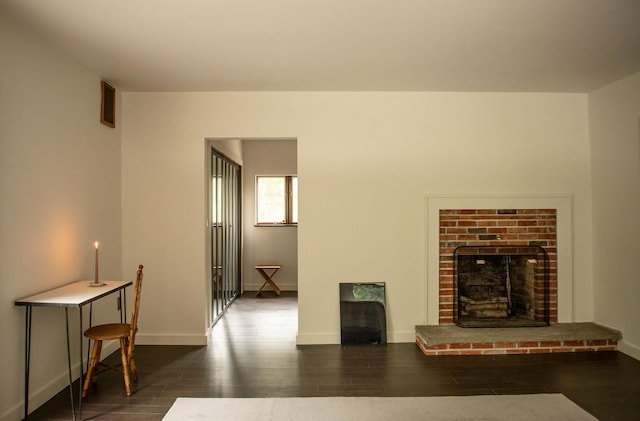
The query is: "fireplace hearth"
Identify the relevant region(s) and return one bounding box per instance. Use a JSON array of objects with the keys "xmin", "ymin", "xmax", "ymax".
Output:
[{"xmin": 454, "ymin": 246, "xmax": 549, "ymax": 328}]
